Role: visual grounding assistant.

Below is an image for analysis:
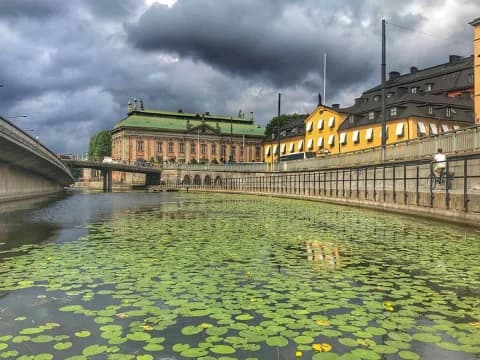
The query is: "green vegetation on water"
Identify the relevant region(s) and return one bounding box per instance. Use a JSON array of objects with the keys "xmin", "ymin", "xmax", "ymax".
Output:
[{"xmin": 0, "ymin": 193, "xmax": 479, "ymax": 359}]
